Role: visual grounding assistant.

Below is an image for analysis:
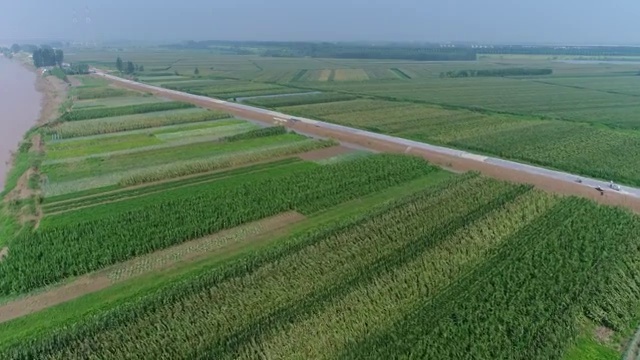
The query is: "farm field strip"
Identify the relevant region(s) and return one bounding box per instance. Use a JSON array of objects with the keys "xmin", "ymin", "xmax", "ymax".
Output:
[
  {"xmin": 42, "ymin": 132, "xmax": 307, "ymax": 183},
  {"xmin": 277, "ymin": 98, "xmax": 640, "ymax": 187},
  {"xmin": 305, "ymin": 76, "xmax": 640, "ymax": 129},
  {"xmin": 0, "ymin": 212, "xmax": 306, "ymax": 325},
  {"xmin": 244, "ymin": 92, "xmax": 358, "ymax": 108},
  {"xmin": 73, "ymin": 95, "xmax": 164, "ymax": 109},
  {"xmin": 239, "ymin": 190, "xmax": 557, "ymax": 359},
  {"xmin": 342, "ymin": 198, "xmax": 640, "ymax": 359},
  {"xmin": 42, "ymin": 158, "xmax": 313, "ymax": 215},
  {"xmin": 1, "ymin": 154, "xmax": 436, "ymax": 294},
  {"xmin": 44, "ymin": 122, "xmax": 260, "ymax": 163},
  {"xmin": 73, "ymin": 86, "xmax": 135, "ymax": 100},
  {"xmin": 113, "ymin": 138, "xmax": 327, "ymax": 187},
  {"xmin": 95, "ymin": 70, "xmax": 640, "ymax": 198},
  {"xmin": 48, "ymin": 108, "xmax": 231, "ymax": 138},
  {"xmin": 138, "ymin": 75, "xmax": 188, "ymax": 82},
  {"xmin": 0, "ymin": 175, "xmax": 524, "ymax": 358},
  {"xmin": 60, "ymin": 101, "xmax": 194, "ymax": 121},
  {"xmin": 333, "ymin": 69, "xmax": 370, "ymax": 81},
  {"xmin": 46, "ymin": 118, "xmax": 245, "ymax": 146},
  {"xmin": 43, "ymin": 137, "xmax": 330, "ymax": 196},
  {"xmin": 105, "ymin": 211, "xmax": 307, "ymax": 282},
  {"xmin": 0, "ymin": 170, "xmax": 453, "ymax": 351}
]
